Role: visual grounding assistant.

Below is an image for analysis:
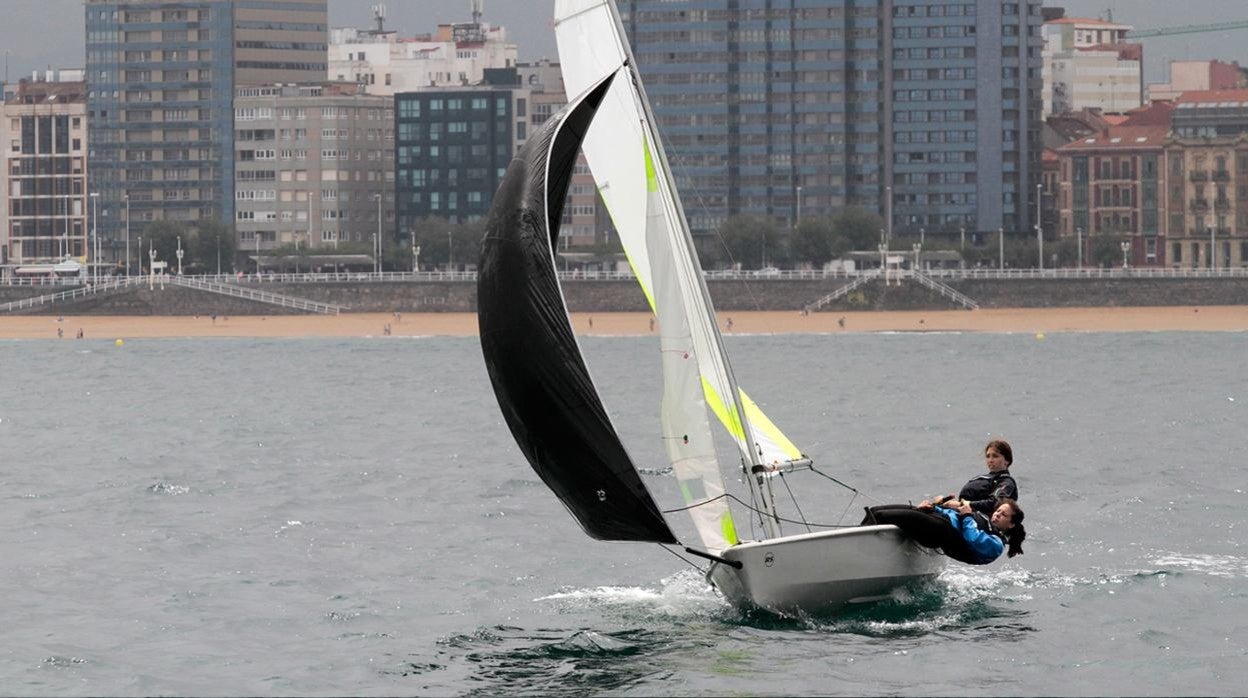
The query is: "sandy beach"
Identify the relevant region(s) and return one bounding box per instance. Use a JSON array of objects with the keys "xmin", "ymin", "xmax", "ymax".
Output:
[{"xmin": 2, "ymin": 306, "xmax": 1246, "ymax": 340}]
